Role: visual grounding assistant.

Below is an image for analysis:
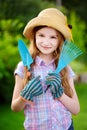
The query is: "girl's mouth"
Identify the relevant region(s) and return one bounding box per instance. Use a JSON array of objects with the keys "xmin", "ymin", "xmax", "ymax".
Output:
[{"xmin": 41, "ymin": 45, "xmax": 51, "ymax": 49}]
